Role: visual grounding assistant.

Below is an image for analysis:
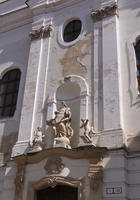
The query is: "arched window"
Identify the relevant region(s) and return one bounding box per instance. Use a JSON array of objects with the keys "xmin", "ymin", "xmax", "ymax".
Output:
[
  {"xmin": 0, "ymin": 69, "xmax": 21, "ymax": 118},
  {"xmin": 134, "ymin": 41, "xmax": 140, "ymax": 93}
]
